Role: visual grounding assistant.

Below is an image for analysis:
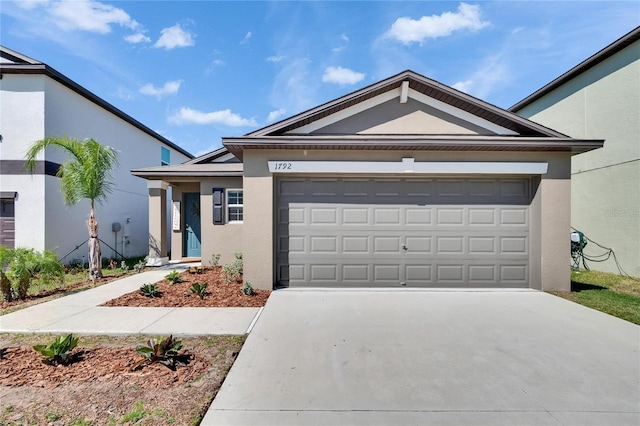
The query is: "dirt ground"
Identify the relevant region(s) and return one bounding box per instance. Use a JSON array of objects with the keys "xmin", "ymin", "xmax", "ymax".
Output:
[
  {"xmin": 0, "ymin": 334, "xmax": 244, "ymax": 425},
  {"xmin": 0, "ymin": 267, "xmax": 271, "ymax": 425}
]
